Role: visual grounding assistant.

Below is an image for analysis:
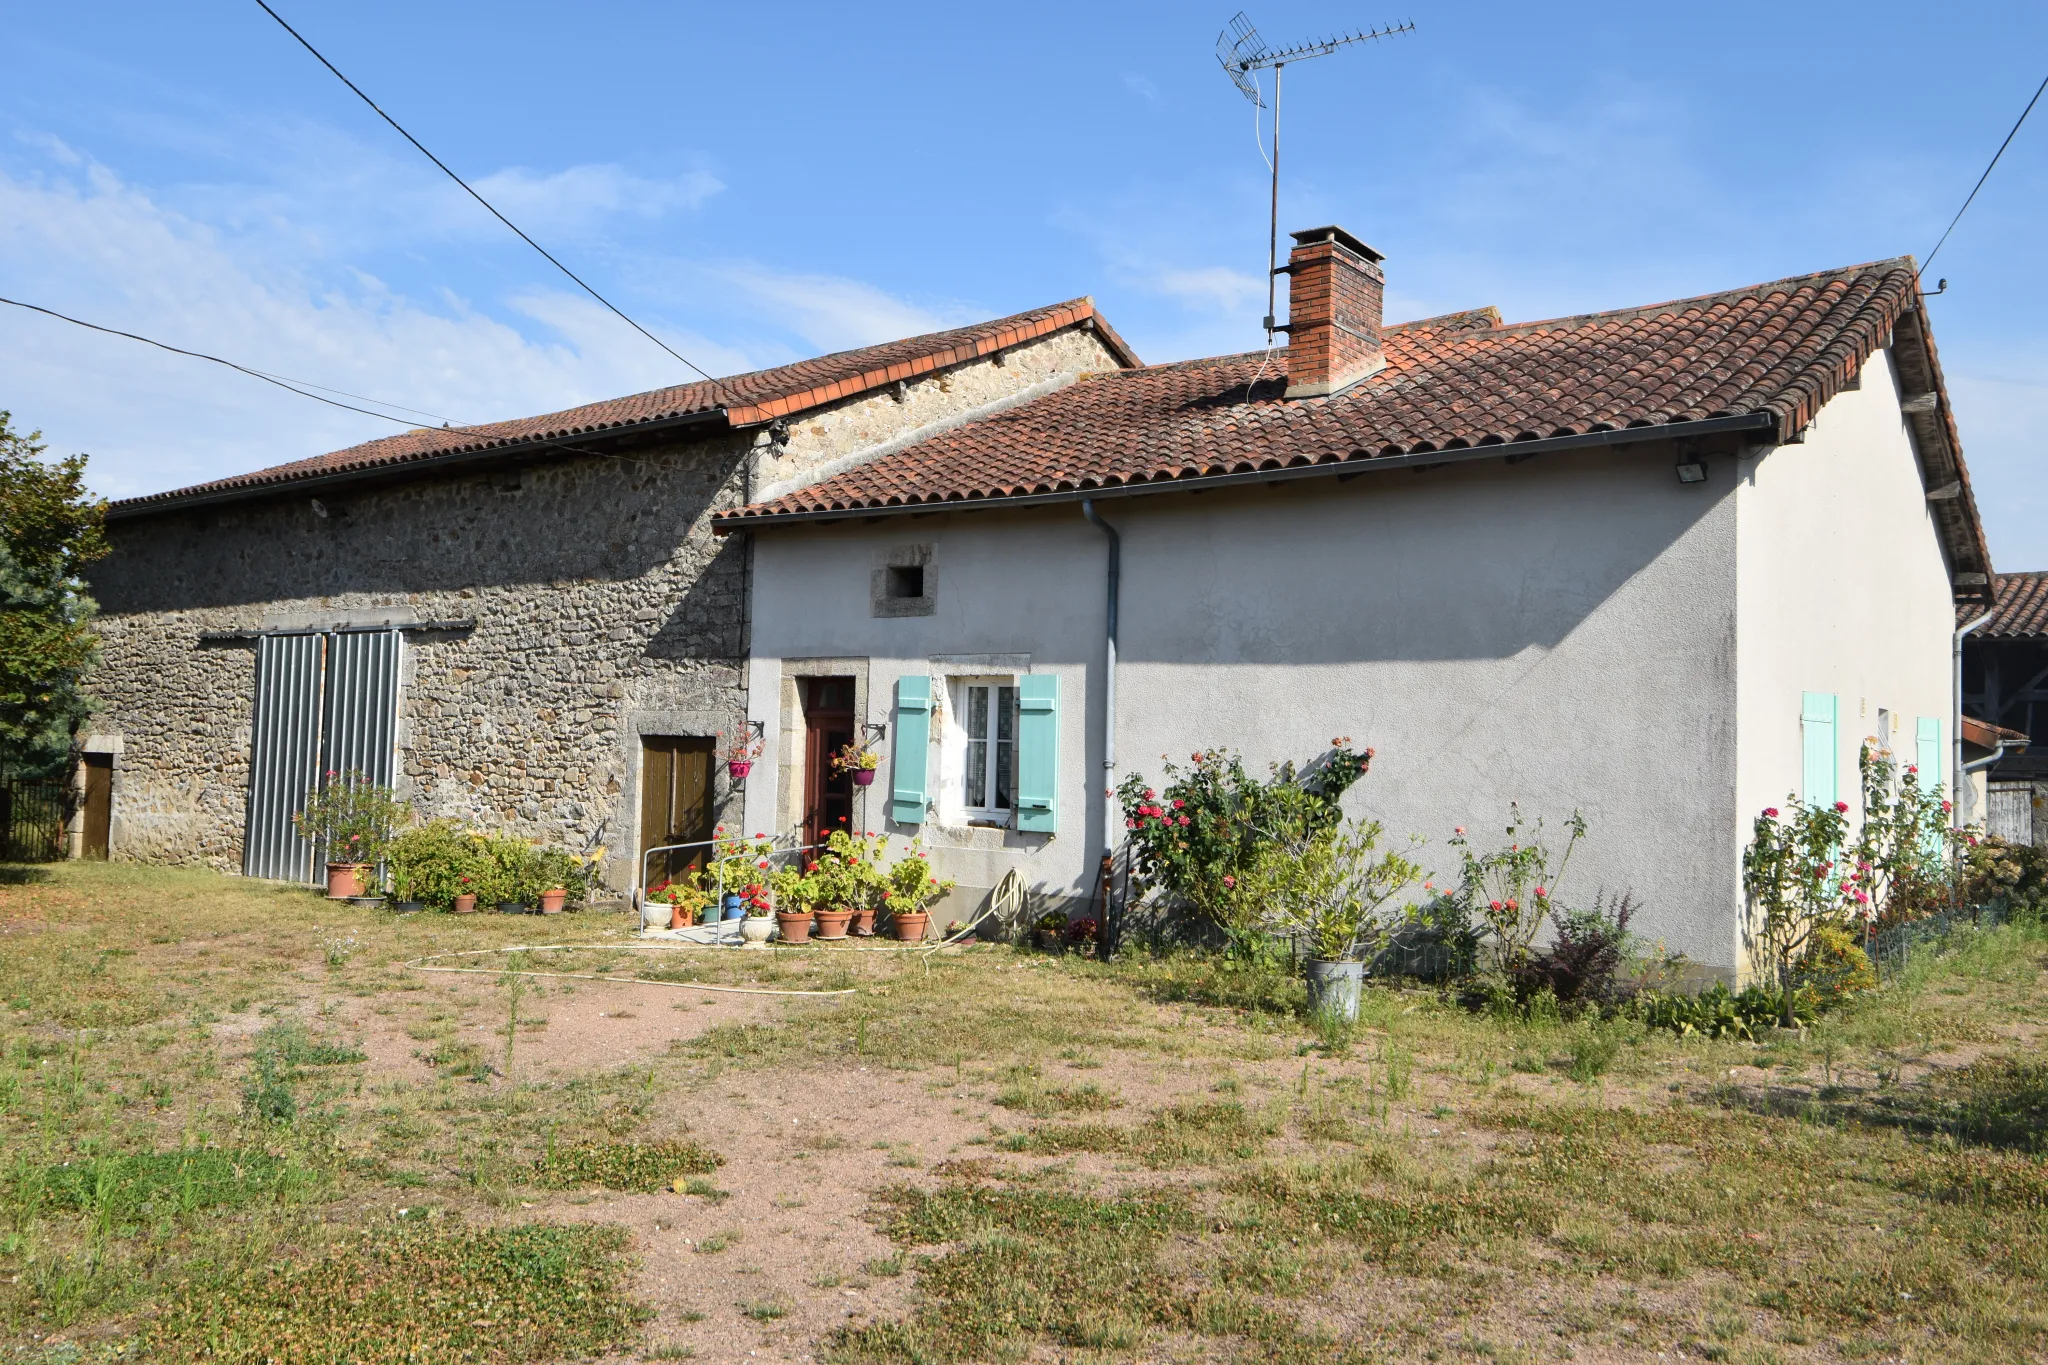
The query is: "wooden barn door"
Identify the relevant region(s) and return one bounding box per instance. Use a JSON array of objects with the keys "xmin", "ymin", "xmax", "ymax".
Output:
[{"xmin": 640, "ymin": 736, "xmax": 715, "ymax": 888}]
